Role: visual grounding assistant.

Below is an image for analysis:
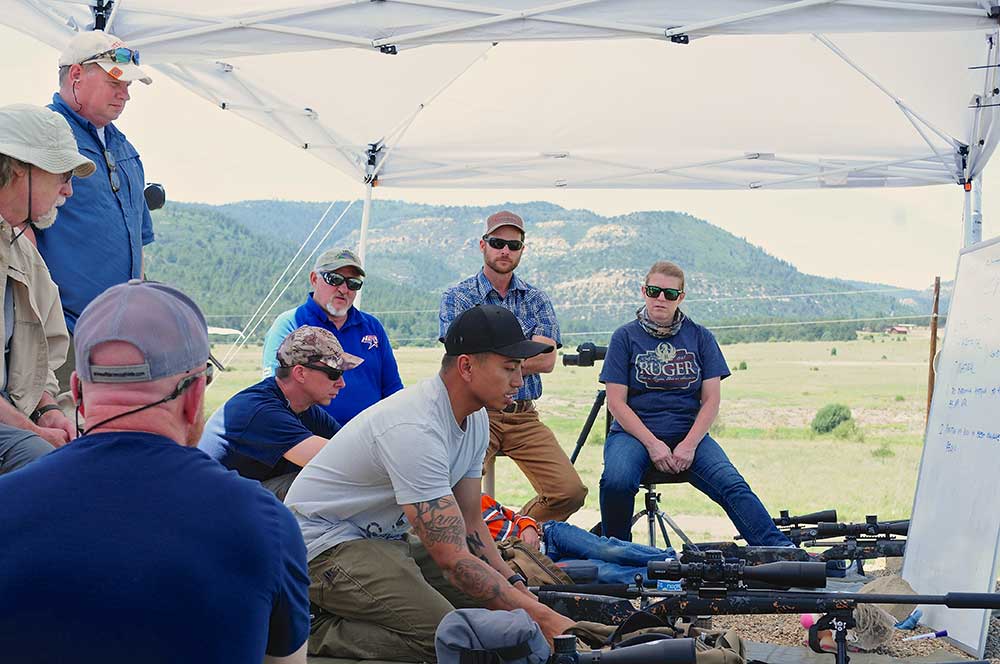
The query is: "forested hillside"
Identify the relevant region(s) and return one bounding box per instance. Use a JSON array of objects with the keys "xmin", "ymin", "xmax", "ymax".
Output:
[{"xmin": 144, "ymin": 200, "xmax": 936, "ymax": 345}]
